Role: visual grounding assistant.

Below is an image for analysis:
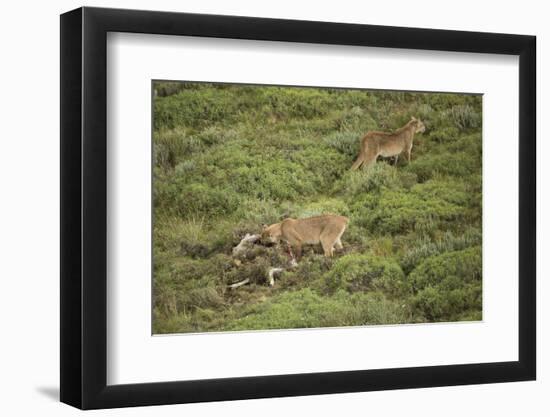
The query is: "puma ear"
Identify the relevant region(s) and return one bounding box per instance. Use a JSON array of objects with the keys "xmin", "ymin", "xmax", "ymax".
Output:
[{"xmin": 261, "ymin": 223, "xmax": 268, "ymax": 230}]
